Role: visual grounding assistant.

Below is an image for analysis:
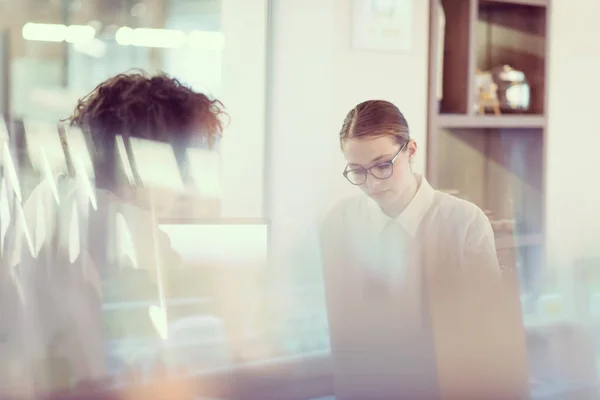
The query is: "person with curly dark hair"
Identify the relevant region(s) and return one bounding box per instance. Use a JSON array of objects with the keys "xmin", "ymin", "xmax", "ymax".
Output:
[
  {"xmin": 9, "ymin": 71, "xmax": 227, "ymax": 397},
  {"xmin": 68, "ymin": 71, "xmax": 225, "ymax": 193}
]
